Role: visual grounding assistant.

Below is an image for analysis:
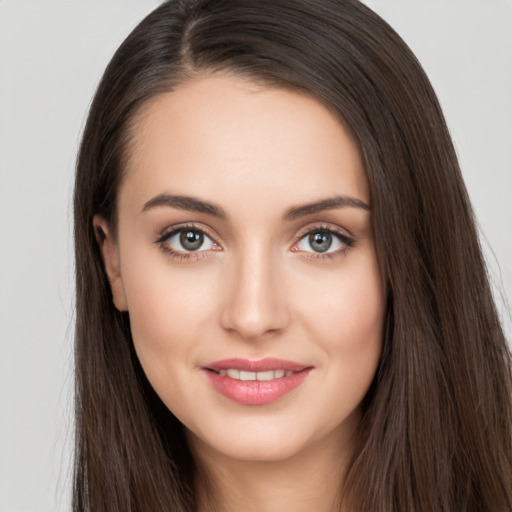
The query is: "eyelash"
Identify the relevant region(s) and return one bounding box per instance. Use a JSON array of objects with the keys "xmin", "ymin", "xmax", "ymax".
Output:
[
  {"xmin": 155, "ymin": 223, "xmax": 219, "ymax": 262},
  {"xmin": 293, "ymin": 224, "xmax": 355, "ymax": 261},
  {"xmin": 154, "ymin": 223, "xmax": 355, "ymax": 262}
]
